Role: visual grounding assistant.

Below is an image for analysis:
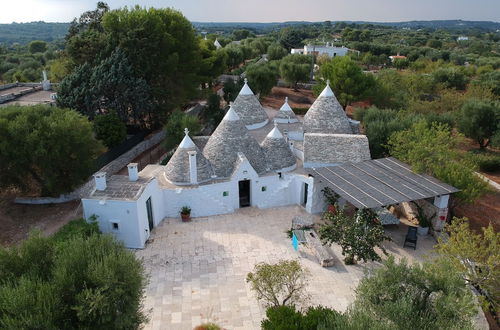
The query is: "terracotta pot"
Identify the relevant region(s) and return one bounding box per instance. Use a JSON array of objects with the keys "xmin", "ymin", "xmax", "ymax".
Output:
[
  {"xmin": 327, "ymin": 204, "xmax": 337, "ymax": 214},
  {"xmin": 181, "ymin": 213, "xmax": 191, "ymax": 222}
]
